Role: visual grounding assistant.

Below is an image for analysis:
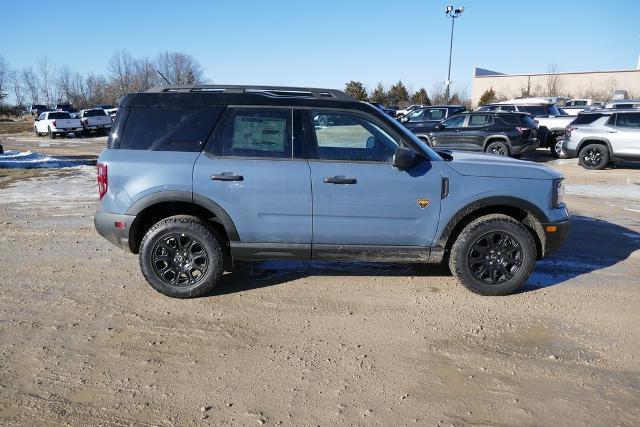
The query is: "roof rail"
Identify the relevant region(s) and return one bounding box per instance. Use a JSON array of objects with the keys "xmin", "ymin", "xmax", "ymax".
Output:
[{"xmin": 146, "ymin": 85, "xmax": 356, "ymax": 101}]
